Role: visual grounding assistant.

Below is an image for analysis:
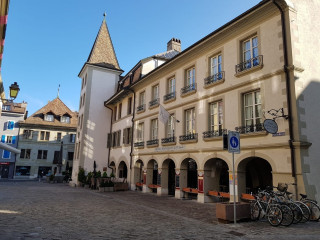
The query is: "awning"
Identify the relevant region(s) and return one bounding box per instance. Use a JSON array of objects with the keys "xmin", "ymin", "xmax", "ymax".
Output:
[{"xmin": 0, "ymin": 142, "xmax": 21, "ymax": 154}]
